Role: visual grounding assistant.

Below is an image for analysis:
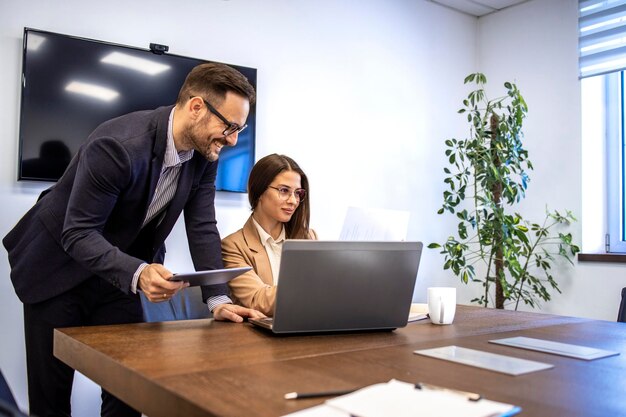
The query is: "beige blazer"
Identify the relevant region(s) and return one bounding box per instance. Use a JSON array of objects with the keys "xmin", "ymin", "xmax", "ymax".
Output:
[{"xmin": 222, "ymin": 215, "xmax": 316, "ymax": 316}]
